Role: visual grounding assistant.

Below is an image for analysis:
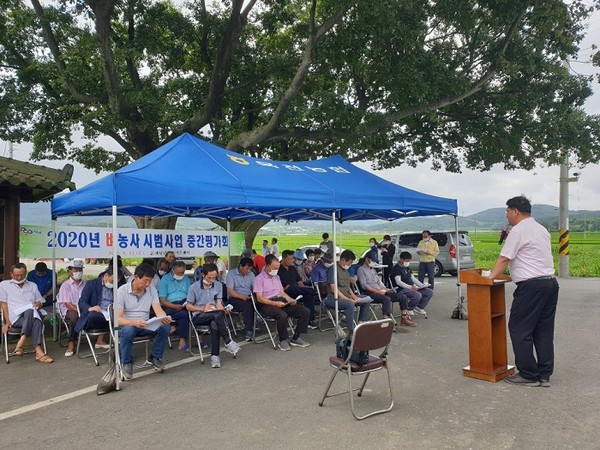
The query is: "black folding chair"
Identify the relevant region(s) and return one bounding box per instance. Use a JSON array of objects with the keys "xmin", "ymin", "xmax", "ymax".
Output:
[{"xmin": 319, "ymin": 319, "xmax": 395, "ymax": 420}]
